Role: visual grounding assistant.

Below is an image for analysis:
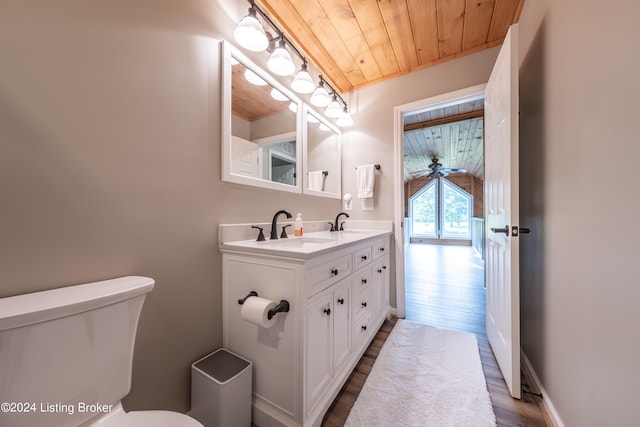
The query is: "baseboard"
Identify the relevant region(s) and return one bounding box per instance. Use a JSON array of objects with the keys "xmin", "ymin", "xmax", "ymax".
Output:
[{"xmin": 521, "ymin": 352, "xmax": 566, "ymax": 427}]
